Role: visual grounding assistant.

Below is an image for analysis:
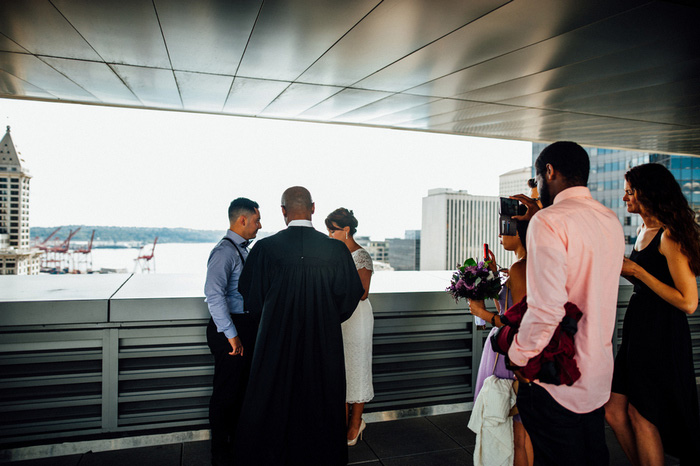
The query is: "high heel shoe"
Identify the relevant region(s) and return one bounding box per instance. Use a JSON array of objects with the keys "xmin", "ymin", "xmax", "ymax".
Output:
[{"xmin": 347, "ymin": 419, "xmax": 366, "ymax": 446}]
